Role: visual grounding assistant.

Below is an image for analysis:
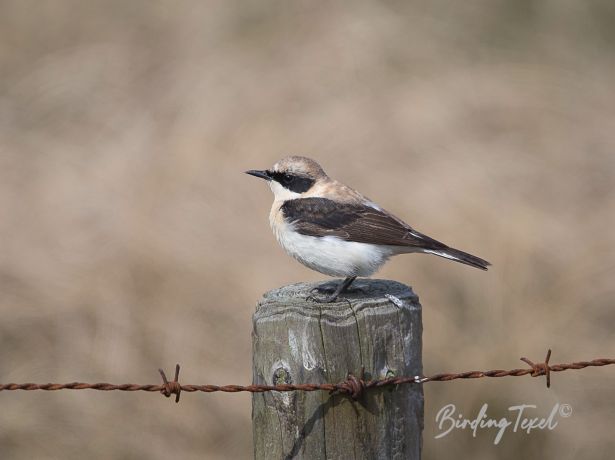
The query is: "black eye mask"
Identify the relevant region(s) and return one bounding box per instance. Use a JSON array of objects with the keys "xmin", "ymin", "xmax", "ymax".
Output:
[{"xmin": 269, "ymin": 171, "xmax": 315, "ymax": 193}]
